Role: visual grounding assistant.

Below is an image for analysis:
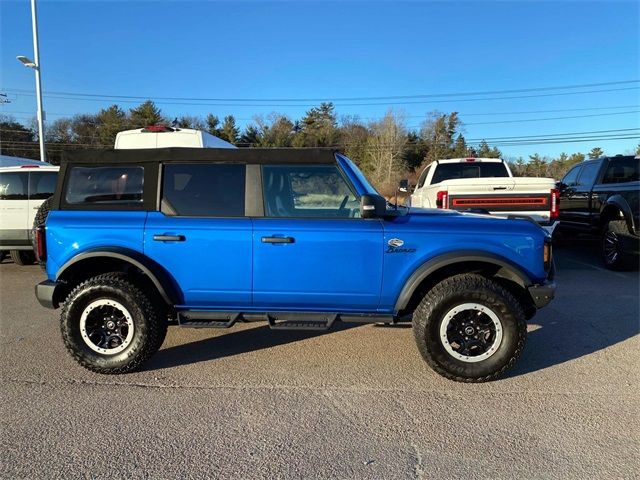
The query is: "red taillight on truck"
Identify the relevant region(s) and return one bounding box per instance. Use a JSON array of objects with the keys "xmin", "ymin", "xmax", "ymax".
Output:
[
  {"xmin": 550, "ymin": 188, "xmax": 560, "ymax": 219},
  {"xmin": 436, "ymin": 191, "xmax": 448, "ymax": 209},
  {"xmin": 35, "ymin": 225, "xmax": 46, "ymax": 262}
]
